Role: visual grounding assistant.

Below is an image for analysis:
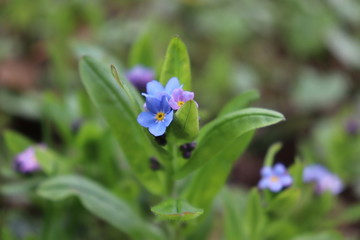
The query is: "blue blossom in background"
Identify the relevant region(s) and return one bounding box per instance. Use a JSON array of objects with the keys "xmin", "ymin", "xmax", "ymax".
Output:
[
  {"xmin": 303, "ymin": 164, "xmax": 343, "ymax": 195},
  {"xmin": 142, "ymin": 77, "xmax": 182, "ymax": 99},
  {"xmin": 258, "ymin": 163, "xmax": 293, "ymax": 192},
  {"xmin": 345, "ymin": 119, "xmax": 358, "ymax": 135},
  {"xmin": 126, "ymin": 65, "xmax": 155, "ymax": 91},
  {"xmin": 137, "ymin": 95, "xmax": 174, "ymax": 136},
  {"xmin": 13, "ymin": 147, "xmax": 41, "ymax": 173}
]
